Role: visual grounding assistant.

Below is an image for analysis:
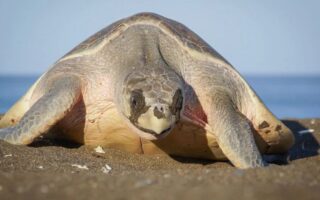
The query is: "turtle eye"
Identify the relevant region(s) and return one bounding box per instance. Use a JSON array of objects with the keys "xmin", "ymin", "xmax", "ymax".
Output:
[
  {"xmin": 130, "ymin": 96, "xmax": 137, "ymax": 107},
  {"xmin": 130, "ymin": 89, "xmax": 144, "ymax": 111},
  {"xmin": 171, "ymin": 89, "xmax": 183, "ymax": 114}
]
